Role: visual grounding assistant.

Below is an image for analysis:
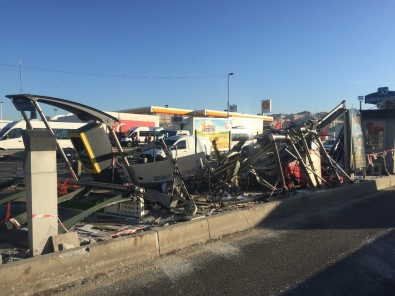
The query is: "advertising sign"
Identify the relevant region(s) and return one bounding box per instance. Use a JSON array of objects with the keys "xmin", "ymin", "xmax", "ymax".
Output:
[
  {"xmin": 193, "ymin": 118, "xmax": 232, "ymax": 150},
  {"xmin": 365, "ymin": 87, "xmax": 395, "ymax": 104},
  {"xmin": 347, "ymin": 109, "xmax": 366, "ymax": 172},
  {"xmin": 261, "ymin": 99, "xmax": 272, "ymax": 113},
  {"xmin": 229, "ymin": 104, "xmax": 237, "ymax": 112}
]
